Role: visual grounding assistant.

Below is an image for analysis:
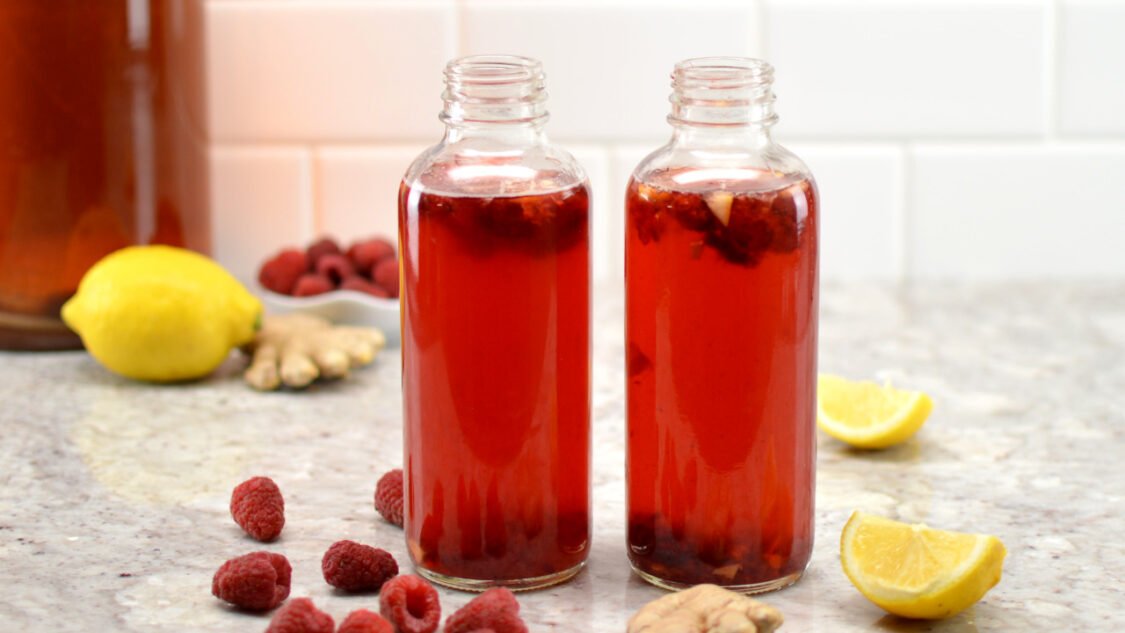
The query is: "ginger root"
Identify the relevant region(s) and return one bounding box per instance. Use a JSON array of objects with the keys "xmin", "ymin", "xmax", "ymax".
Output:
[
  {"xmin": 243, "ymin": 313, "xmax": 386, "ymax": 390},
  {"xmin": 627, "ymin": 584, "xmax": 784, "ymax": 633}
]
